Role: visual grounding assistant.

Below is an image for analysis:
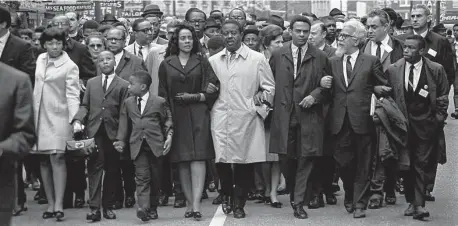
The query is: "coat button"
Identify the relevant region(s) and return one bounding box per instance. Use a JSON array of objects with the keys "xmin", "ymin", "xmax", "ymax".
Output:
[{"xmin": 102, "ymin": 107, "xmax": 105, "ymax": 110}]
